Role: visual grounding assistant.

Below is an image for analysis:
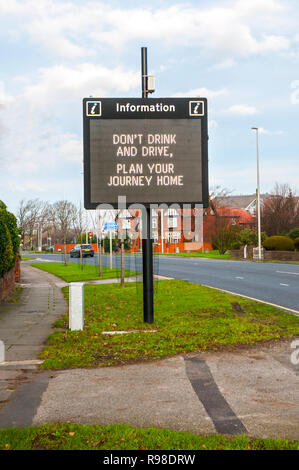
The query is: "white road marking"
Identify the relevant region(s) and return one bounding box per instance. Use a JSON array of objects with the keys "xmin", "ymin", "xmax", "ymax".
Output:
[
  {"xmin": 276, "ymin": 271, "xmax": 299, "ymax": 276},
  {"xmin": 280, "ymin": 283, "xmax": 289, "ymax": 287},
  {"xmin": 235, "ymin": 276, "xmax": 244, "ymax": 279}
]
